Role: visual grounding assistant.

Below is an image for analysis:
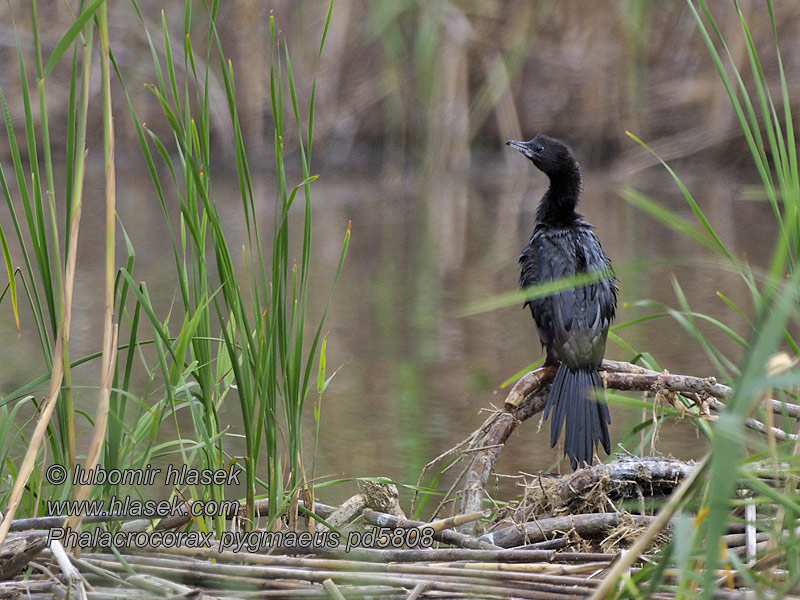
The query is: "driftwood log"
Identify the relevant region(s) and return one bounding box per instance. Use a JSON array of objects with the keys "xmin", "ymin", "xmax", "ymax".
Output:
[
  {"xmin": 0, "ymin": 531, "xmax": 47, "ymax": 579},
  {"xmin": 456, "ymin": 359, "xmax": 799, "ymax": 534},
  {"xmin": 556, "ymin": 458, "xmax": 696, "ymax": 506},
  {"xmin": 479, "ymin": 512, "xmax": 657, "ymax": 548}
]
